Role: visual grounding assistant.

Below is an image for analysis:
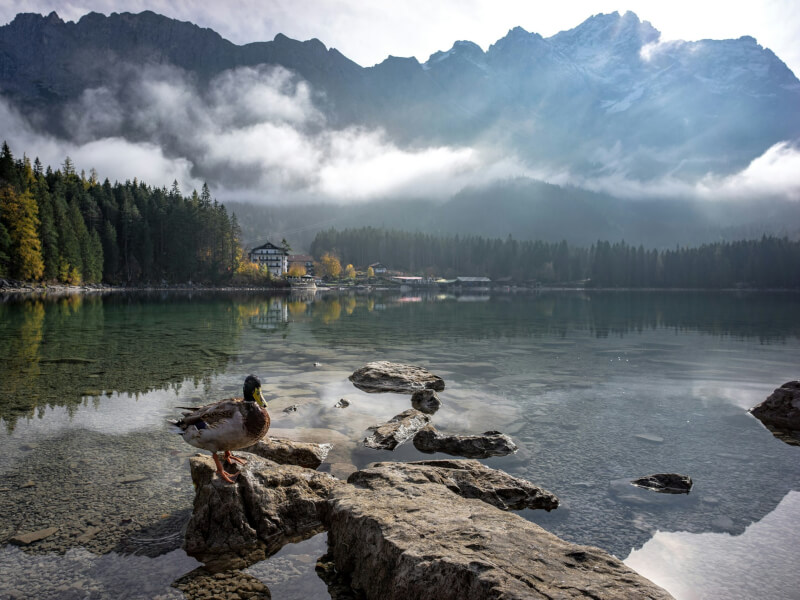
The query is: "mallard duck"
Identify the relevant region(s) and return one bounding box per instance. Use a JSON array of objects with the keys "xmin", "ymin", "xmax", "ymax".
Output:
[{"xmin": 171, "ymin": 375, "xmax": 270, "ymax": 483}]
